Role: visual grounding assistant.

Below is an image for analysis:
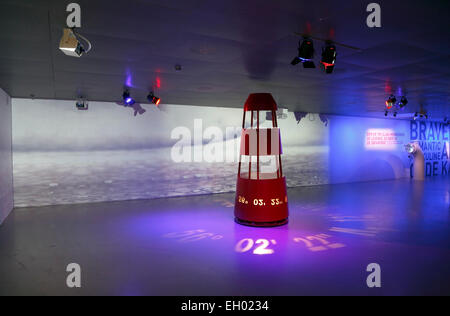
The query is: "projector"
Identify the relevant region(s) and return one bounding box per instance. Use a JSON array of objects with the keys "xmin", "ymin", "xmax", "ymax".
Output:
[{"xmin": 59, "ymin": 28, "xmax": 89, "ymax": 57}]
